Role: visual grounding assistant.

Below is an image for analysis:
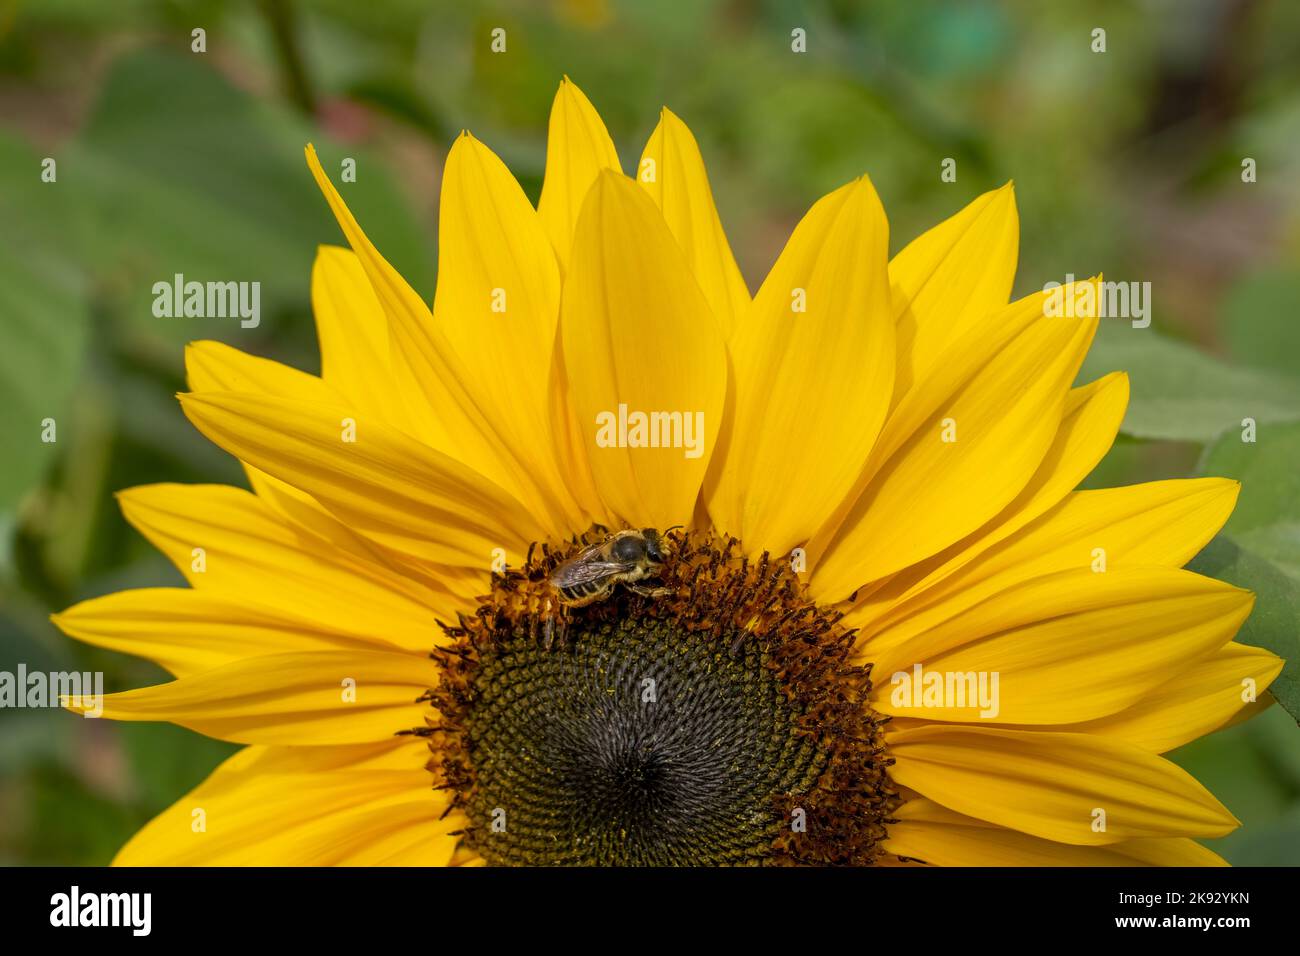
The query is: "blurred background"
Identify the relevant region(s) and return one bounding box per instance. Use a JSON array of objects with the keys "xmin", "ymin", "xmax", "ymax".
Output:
[{"xmin": 1, "ymin": 0, "xmax": 1298, "ymax": 865}]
